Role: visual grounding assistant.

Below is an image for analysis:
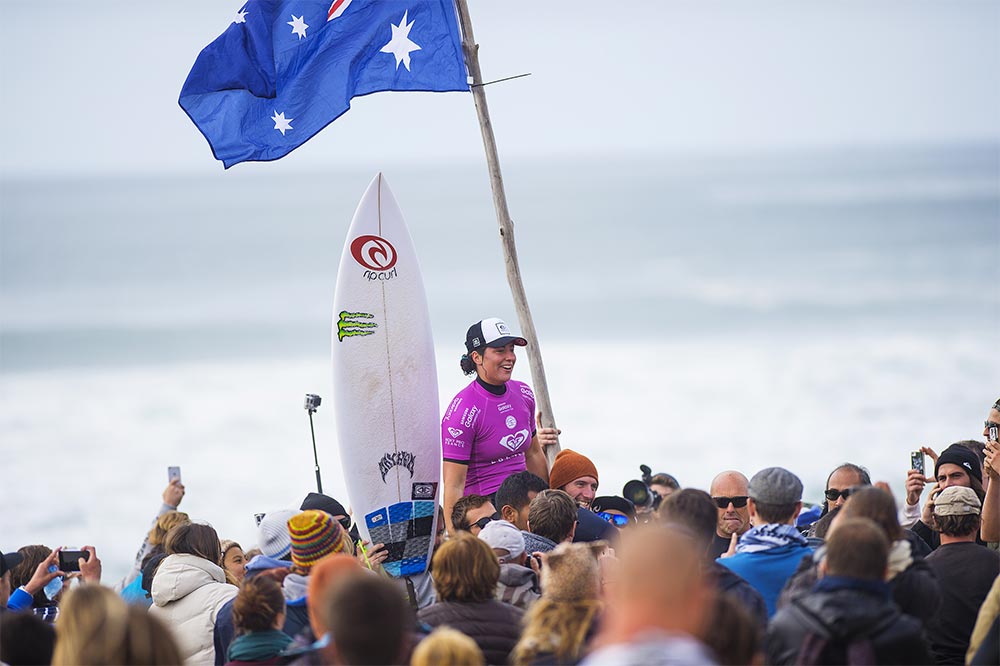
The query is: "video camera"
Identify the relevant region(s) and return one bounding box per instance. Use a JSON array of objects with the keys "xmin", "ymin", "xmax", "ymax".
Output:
[{"xmin": 622, "ymin": 464, "xmax": 661, "ymax": 513}]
